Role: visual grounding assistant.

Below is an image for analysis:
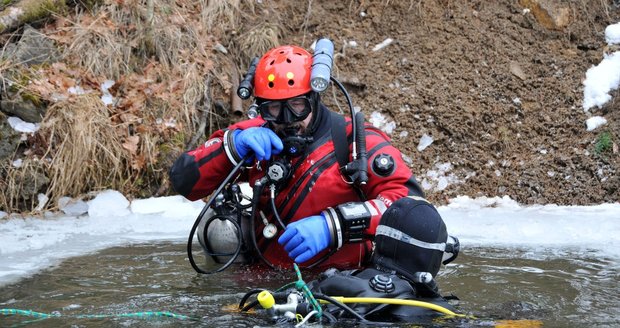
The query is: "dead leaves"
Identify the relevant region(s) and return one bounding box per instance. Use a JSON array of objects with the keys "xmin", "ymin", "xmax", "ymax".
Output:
[
  {"xmin": 21, "ymin": 3, "xmax": 225, "ymax": 178},
  {"xmin": 122, "ymin": 135, "xmax": 140, "ymax": 155}
]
